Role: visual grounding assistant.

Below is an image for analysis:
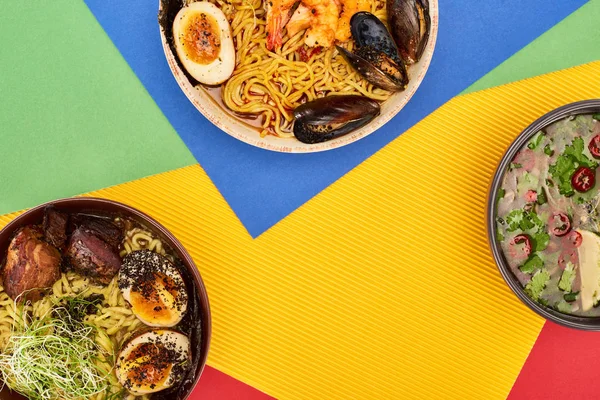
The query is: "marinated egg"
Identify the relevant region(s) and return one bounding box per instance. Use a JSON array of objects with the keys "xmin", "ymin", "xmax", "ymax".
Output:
[
  {"xmin": 119, "ymin": 250, "xmax": 188, "ymax": 327},
  {"xmin": 173, "ymin": 1, "xmax": 235, "ymax": 85},
  {"xmin": 115, "ymin": 329, "xmax": 191, "ymax": 395}
]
